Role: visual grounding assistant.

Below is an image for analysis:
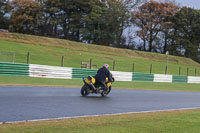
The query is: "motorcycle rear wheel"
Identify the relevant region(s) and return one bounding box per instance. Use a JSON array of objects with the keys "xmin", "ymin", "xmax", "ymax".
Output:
[
  {"xmin": 101, "ymin": 86, "xmax": 111, "ymax": 97},
  {"xmin": 81, "ymin": 84, "xmax": 90, "ymax": 96}
]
